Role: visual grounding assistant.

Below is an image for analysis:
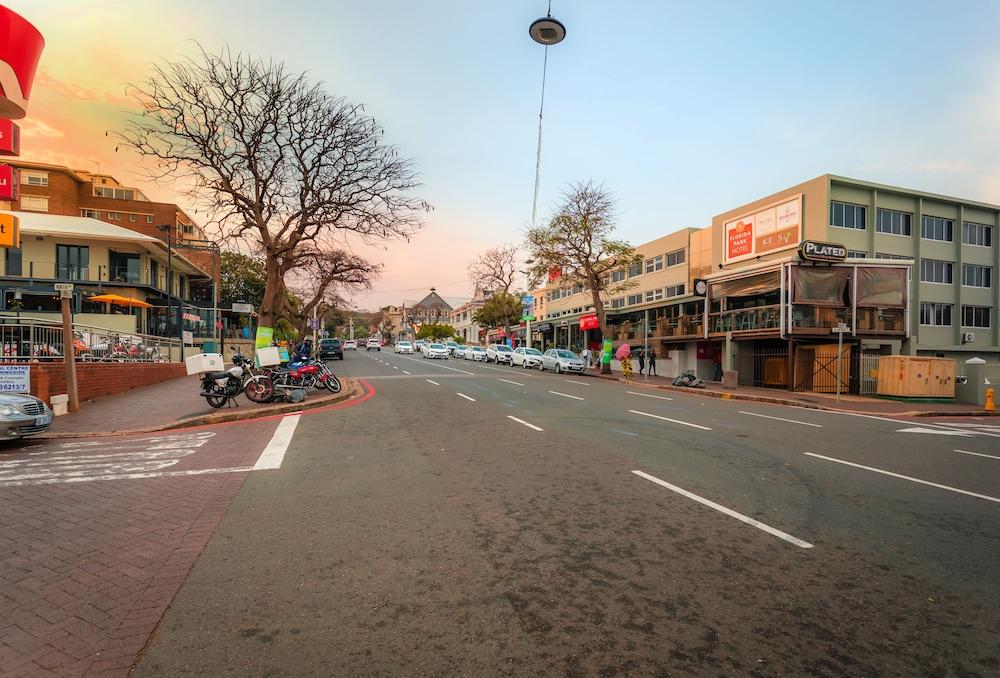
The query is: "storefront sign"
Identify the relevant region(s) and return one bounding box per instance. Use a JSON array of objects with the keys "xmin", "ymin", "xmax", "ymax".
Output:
[
  {"xmin": 799, "ymin": 240, "xmax": 847, "ymax": 263},
  {"xmin": 0, "ymin": 7, "xmax": 46, "ymax": 119},
  {"xmin": 182, "ymin": 330, "xmax": 193, "ymax": 344},
  {"xmin": 0, "ymin": 120, "xmax": 19, "ymax": 156},
  {"xmin": 254, "ymin": 326, "xmax": 273, "ymax": 349},
  {"xmin": 0, "ymin": 365, "xmax": 29, "ymax": 393},
  {"xmin": 534, "ymin": 322, "xmax": 552, "ymax": 332},
  {"xmin": 0, "ymin": 163, "xmax": 17, "ymax": 200},
  {"xmin": 0, "ymin": 213, "xmax": 20, "ymax": 248},
  {"xmin": 724, "ymin": 194, "xmax": 802, "ymax": 264},
  {"xmin": 231, "ymin": 302, "xmax": 254, "ymax": 314},
  {"xmin": 579, "ymin": 313, "xmax": 599, "ymax": 330}
]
